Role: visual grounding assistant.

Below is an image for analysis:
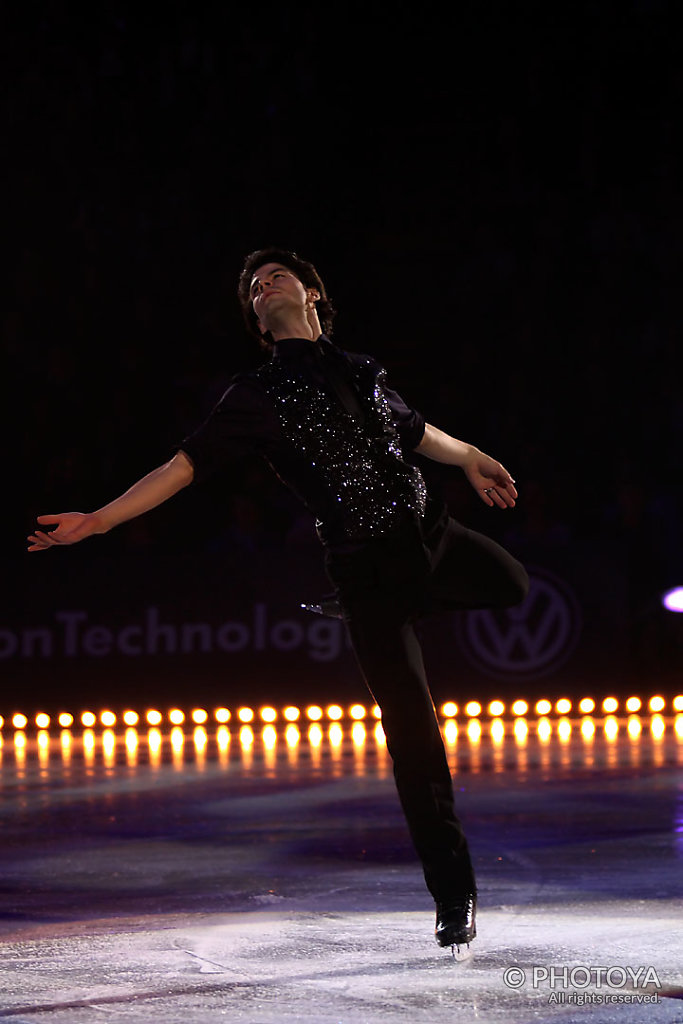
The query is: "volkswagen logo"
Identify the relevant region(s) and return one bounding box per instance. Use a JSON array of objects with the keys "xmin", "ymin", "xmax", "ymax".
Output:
[{"xmin": 456, "ymin": 566, "xmax": 582, "ymax": 680}]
